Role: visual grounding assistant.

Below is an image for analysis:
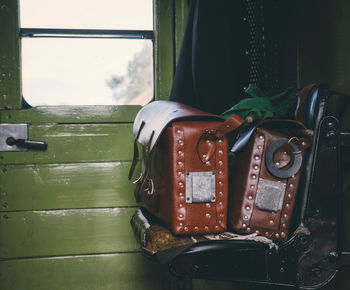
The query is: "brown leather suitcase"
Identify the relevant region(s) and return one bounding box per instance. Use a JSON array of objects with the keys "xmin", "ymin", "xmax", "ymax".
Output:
[
  {"xmin": 228, "ymin": 119, "xmax": 311, "ymax": 242},
  {"xmin": 129, "ymin": 101, "xmax": 243, "ymax": 235}
]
